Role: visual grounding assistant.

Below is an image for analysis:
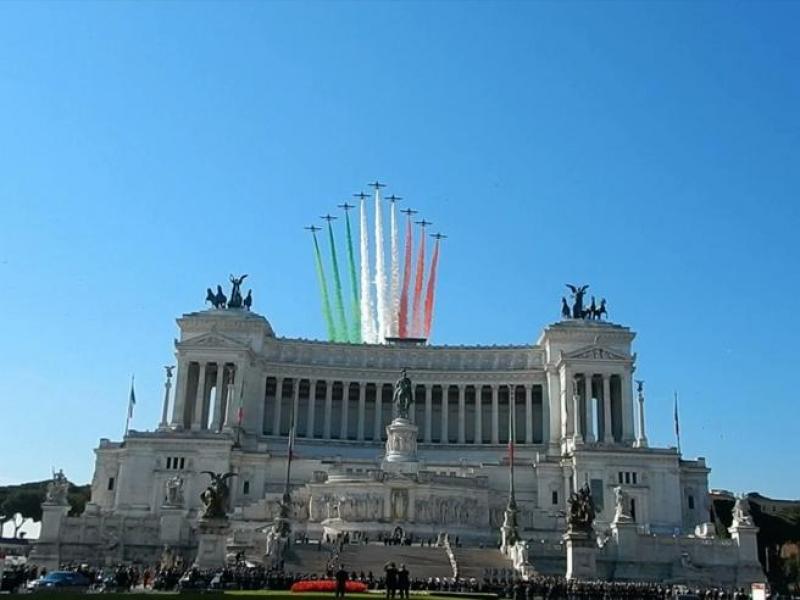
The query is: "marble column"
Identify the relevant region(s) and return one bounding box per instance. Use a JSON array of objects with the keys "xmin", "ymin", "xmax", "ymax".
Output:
[
  {"xmin": 307, "ymin": 379, "xmax": 317, "ymax": 439},
  {"xmin": 159, "ymin": 368, "xmax": 173, "ymax": 430},
  {"xmin": 424, "ymin": 385, "xmax": 432, "ymax": 443},
  {"xmin": 191, "ymin": 362, "xmax": 207, "ymax": 430},
  {"xmin": 572, "ymin": 378, "xmax": 583, "ymax": 444},
  {"xmin": 491, "ymin": 385, "xmax": 499, "ymax": 444},
  {"xmin": 272, "ymin": 377, "xmax": 284, "ymax": 435},
  {"xmin": 584, "ymin": 375, "xmax": 595, "ymax": 443},
  {"xmin": 373, "ymin": 383, "xmax": 383, "ymax": 442},
  {"xmin": 559, "ymin": 367, "xmax": 571, "ymax": 441},
  {"xmin": 171, "ymin": 358, "xmax": 190, "ymax": 429},
  {"xmin": 340, "ymin": 382, "xmax": 350, "ymax": 440},
  {"xmin": 357, "ymin": 383, "xmax": 366, "ymax": 441},
  {"xmin": 474, "ymin": 385, "xmax": 483, "ymax": 444},
  {"xmin": 635, "ymin": 382, "xmax": 648, "ymax": 448},
  {"xmin": 292, "ymin": 378, "xmax": 301, "ymax": 431},
  {"xmin": 524, "ymin": 384, "xmax": 533, "ymax": 444},
  {"xmin": 545, "ymin": 368, "xmax": 559, "ymax": 447},
  {"xmin": 621, "ymin": 373, "xmax": 635, "ymax": 443},
  {"xmin": 224, "ymin": 363, "xmax": 242, "ymax": 429},
  {"xmin": 441, "ymin": 386, "xmax": 449, "ymax": 443},
  {"xmin": 603, "ymin": 375, "xmax": 612, "ymax": 443},
  {"xmin": 324, "ymin": 380, "xmax": 333, "ymax": 439},
  {"xmin": 211, "ymin": 364, "xmax": 225, "ymax": 431},
  {"xmin": 458, "ymin": 385, "xmax": 466, "ymax": 444}
]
